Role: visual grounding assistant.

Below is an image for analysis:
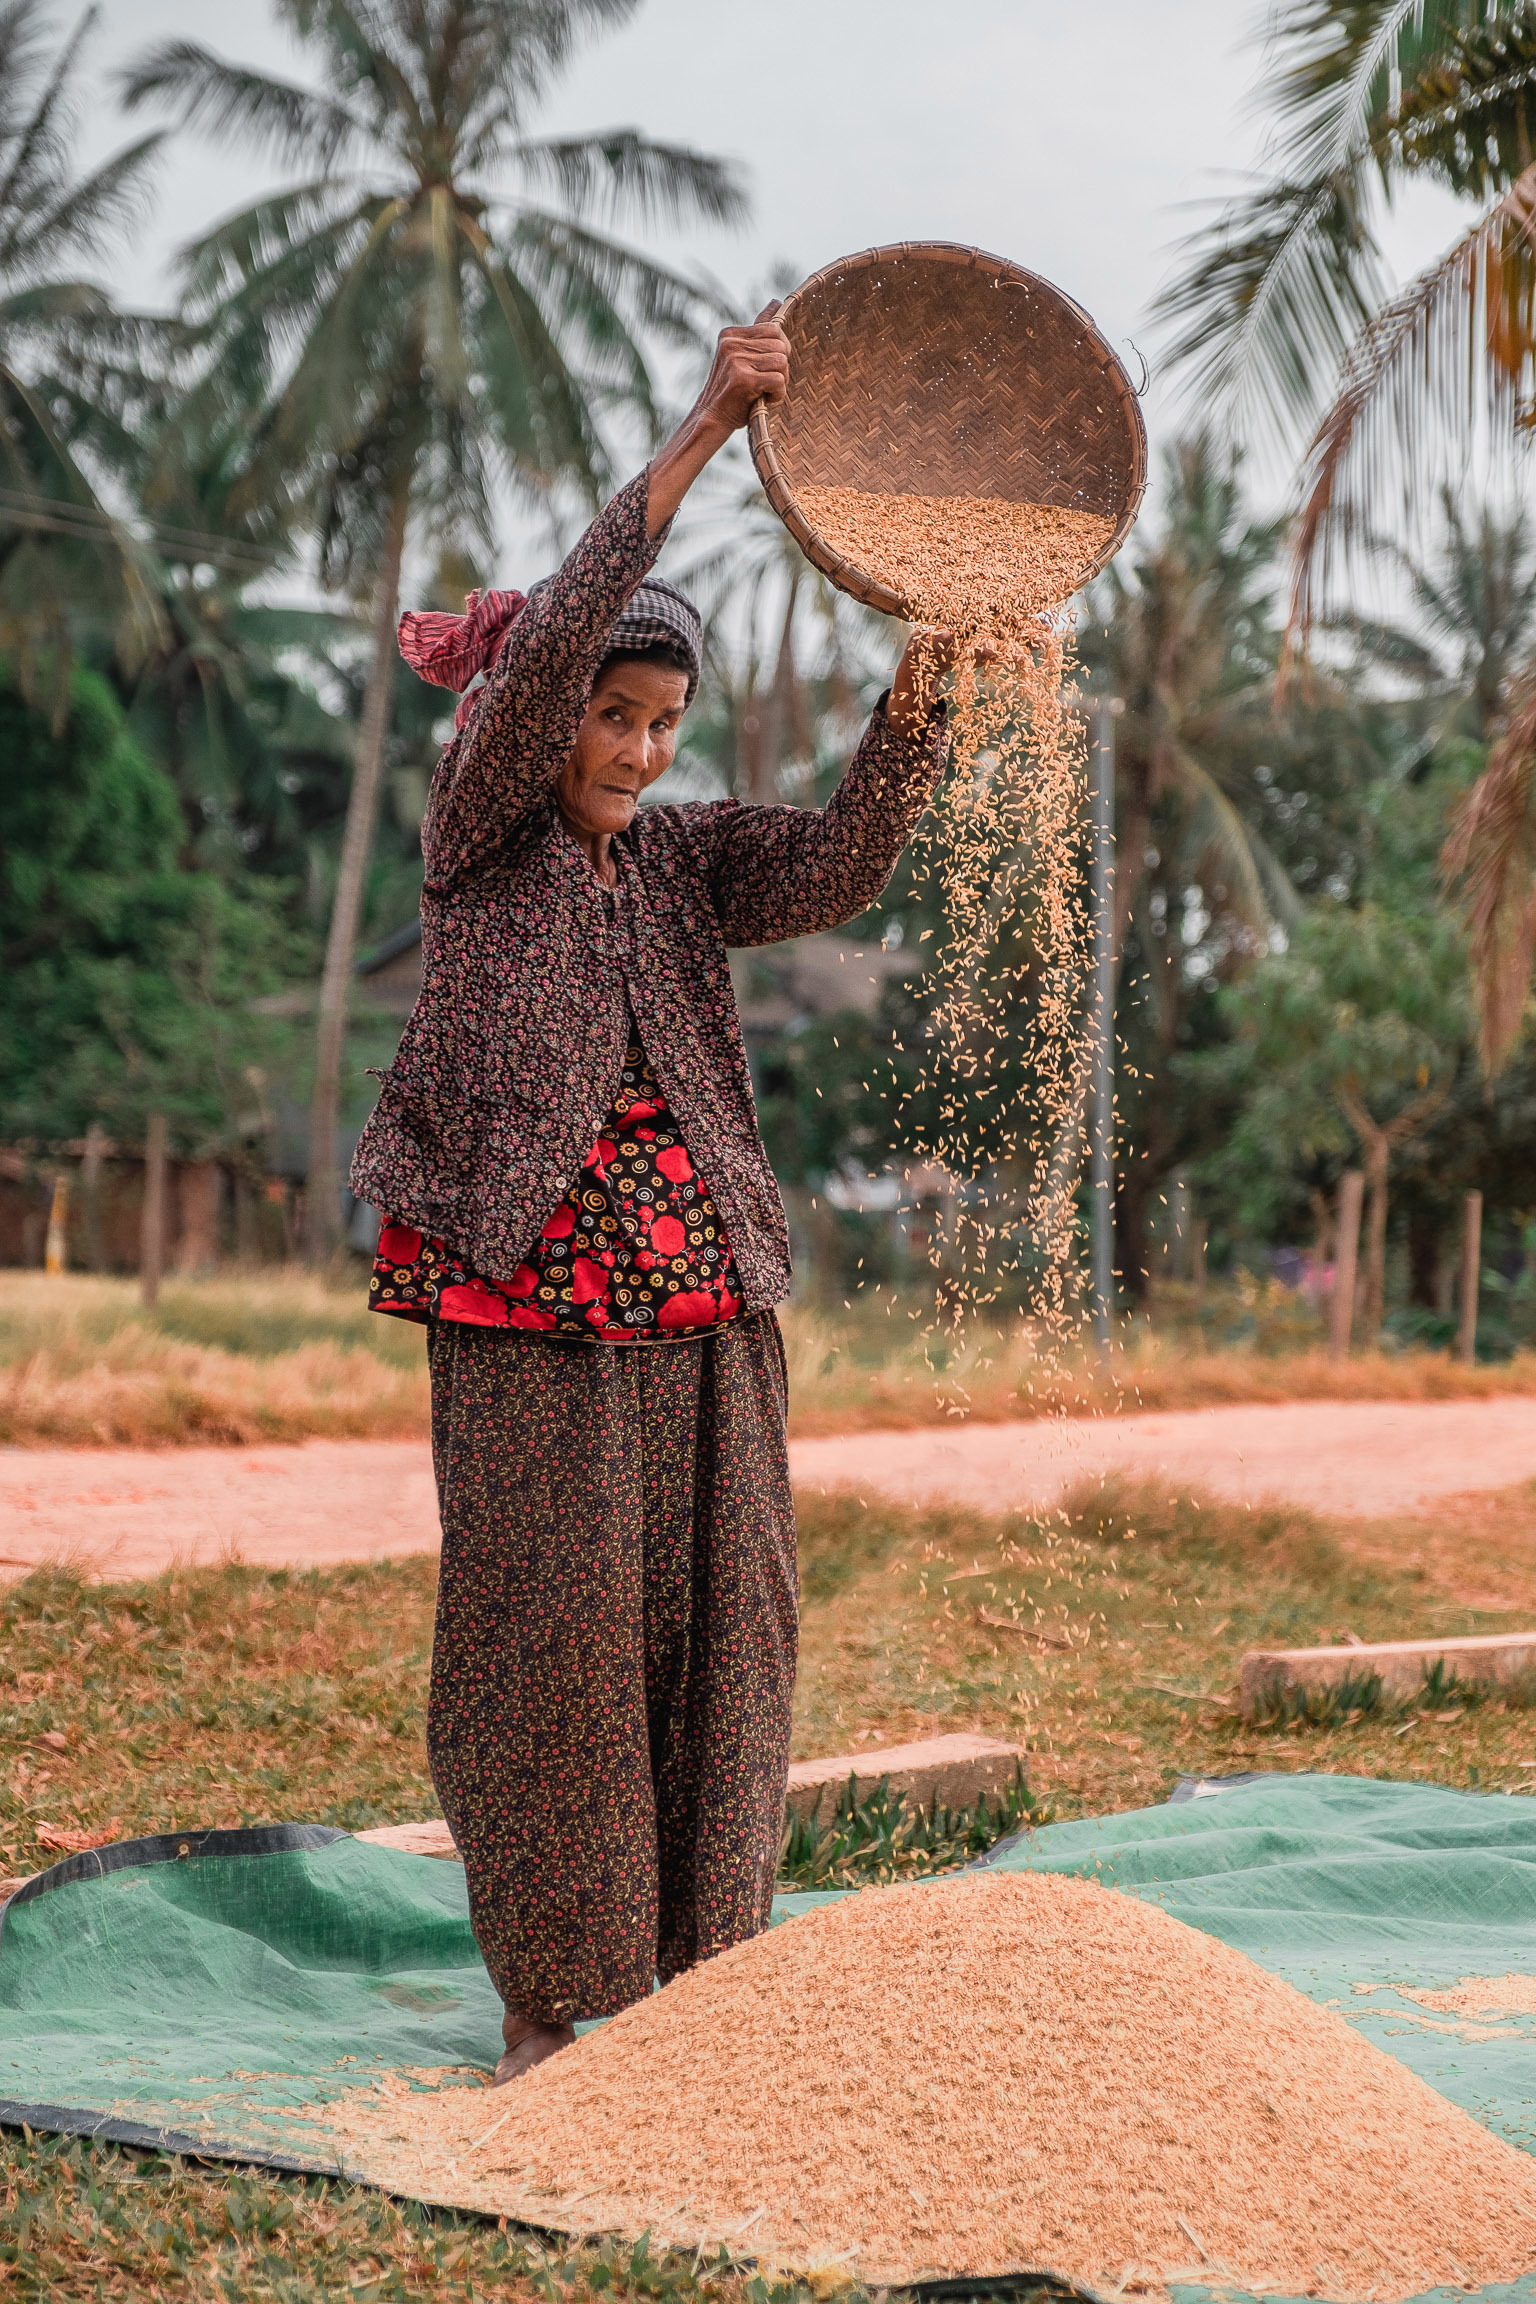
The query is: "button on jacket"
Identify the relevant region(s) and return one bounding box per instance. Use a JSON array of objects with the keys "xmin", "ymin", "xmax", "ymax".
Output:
[{"xmin": 349, "ymin": 469, "xmax": 950, "ymax": 1310}]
